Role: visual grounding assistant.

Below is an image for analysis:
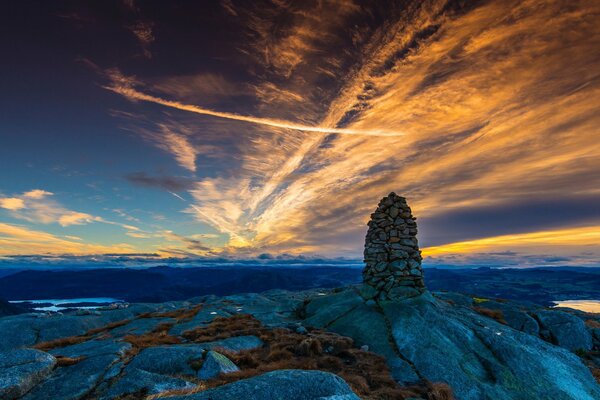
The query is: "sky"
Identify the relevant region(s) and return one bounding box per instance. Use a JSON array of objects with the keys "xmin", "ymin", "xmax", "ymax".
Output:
[{"xmin": 0, "ymin": 0, "xmax": 599, "ymax": 268}]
